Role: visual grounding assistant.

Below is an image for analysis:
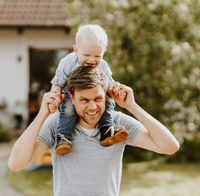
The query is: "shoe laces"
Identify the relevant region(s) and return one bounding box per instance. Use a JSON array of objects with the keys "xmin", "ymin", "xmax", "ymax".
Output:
[
  {"xmin": 58, "ymin": 134, "xmax": 72, "ymax": 145},
  {"xmin": 104, "ymin": 125, "xmax": 124, "ymax": 136},
  {"xmin": 104, "ymin": 126, "xmax": 115, "ymax": 136}
]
